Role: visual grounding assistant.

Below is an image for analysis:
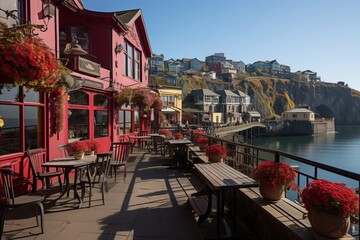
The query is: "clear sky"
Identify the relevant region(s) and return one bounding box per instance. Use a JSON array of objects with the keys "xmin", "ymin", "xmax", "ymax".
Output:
[{"xmin": 82, "ymin": 0, "xmax": 360, "ymax": 91}]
